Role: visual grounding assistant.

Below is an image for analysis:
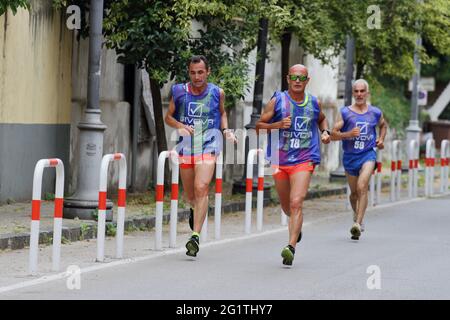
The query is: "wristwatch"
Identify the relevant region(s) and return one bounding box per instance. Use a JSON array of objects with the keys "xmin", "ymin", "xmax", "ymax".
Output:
[{"xmin": 321, "ymin": 129, "xmax": 331, "ymax": 135}]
